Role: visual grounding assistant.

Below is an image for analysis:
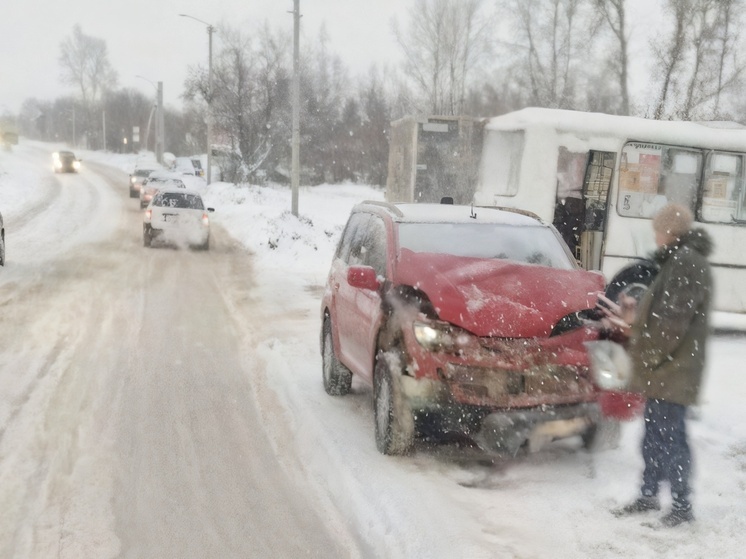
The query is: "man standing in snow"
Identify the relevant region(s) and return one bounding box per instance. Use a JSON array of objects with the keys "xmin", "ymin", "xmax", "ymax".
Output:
[{"xmin": 607, "ymin": 203, "xmax": 713, "ymax": 528}]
